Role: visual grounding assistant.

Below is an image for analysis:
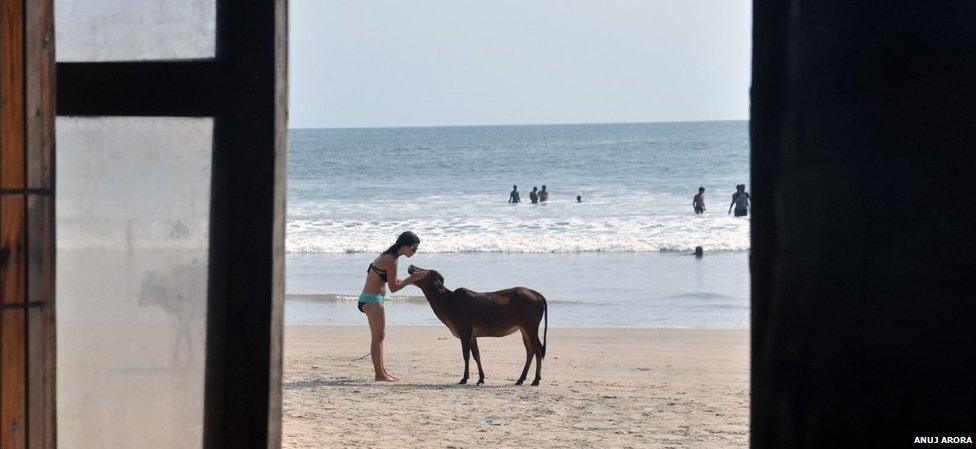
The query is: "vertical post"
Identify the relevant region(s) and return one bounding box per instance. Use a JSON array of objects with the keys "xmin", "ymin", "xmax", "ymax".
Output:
[
  {"xmin": 204, "ymin": 0, "xmax": 286, "ymax": 447},
  {"xmin": 24, "ymin": 4, "xmax": 56, "ymax": 446},
  {"xmin": 748, "ymin": 0, "xmax": 787, "ymax": 448},
  {"xmin": 1, "ymin": 0, "xmax": 28, "ymax": 448},
  {"xmin": 1, "ymin": 0, "xmax": 55, "ymax": 448},
  {"xmin": 751, "ymin": 1, "xmax": 976, "ymax": 447}
]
